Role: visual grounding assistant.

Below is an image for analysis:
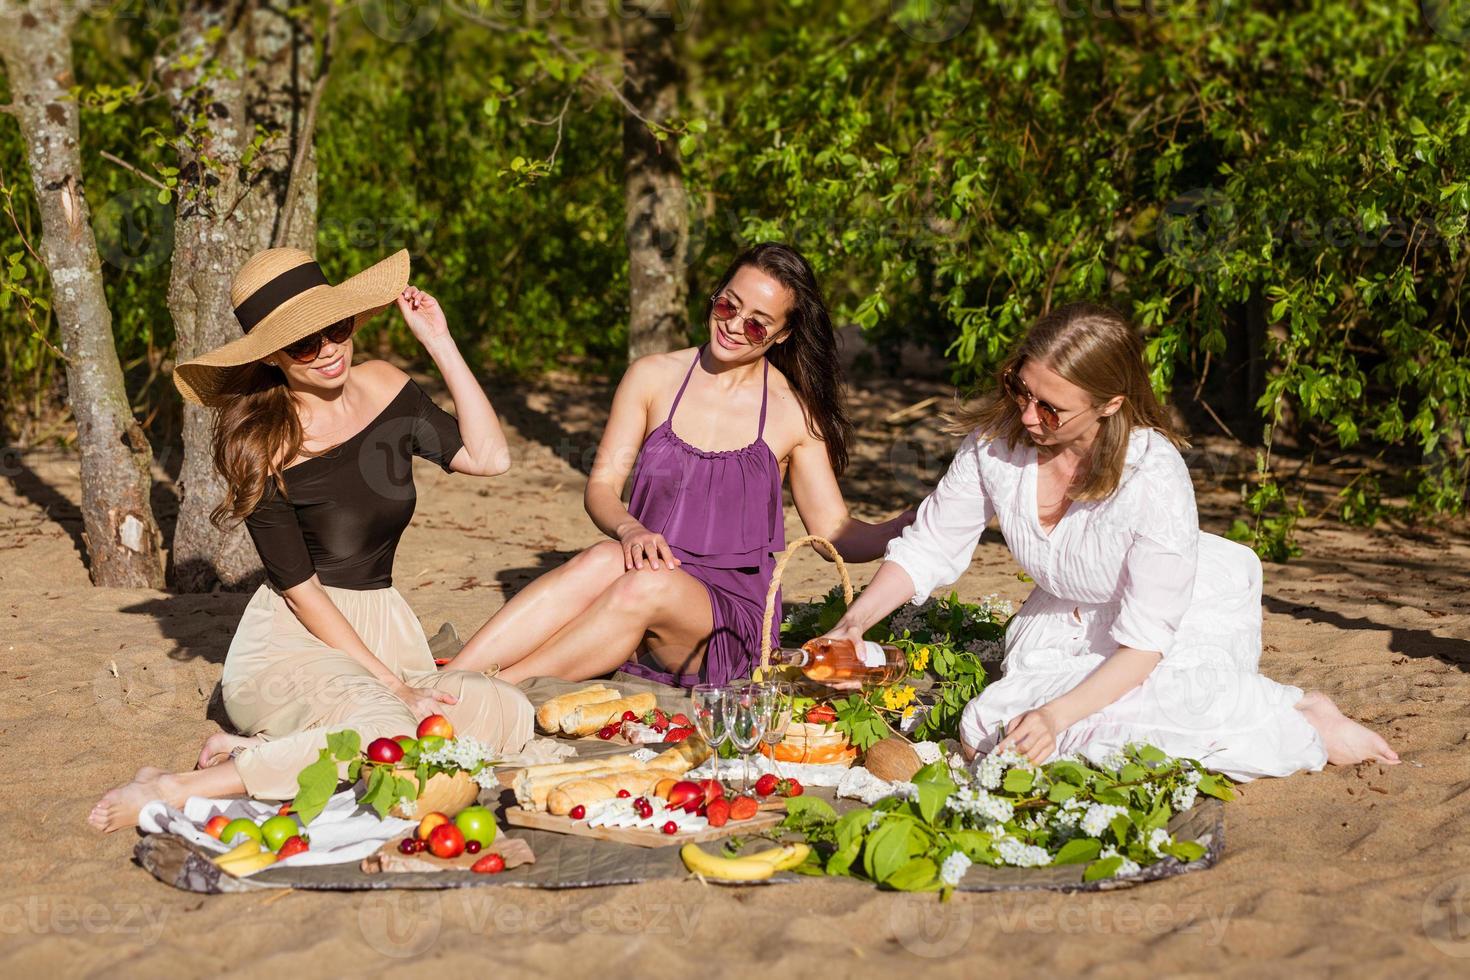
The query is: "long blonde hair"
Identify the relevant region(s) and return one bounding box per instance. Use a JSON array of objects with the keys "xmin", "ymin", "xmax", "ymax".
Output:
[{"xmin": 947, "ymin": 302, "xmax": 1187, "ymax": 501}]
